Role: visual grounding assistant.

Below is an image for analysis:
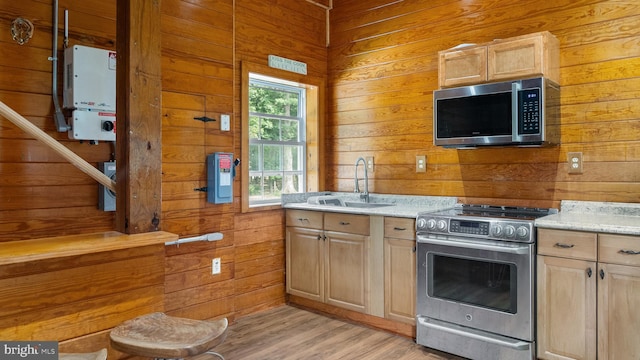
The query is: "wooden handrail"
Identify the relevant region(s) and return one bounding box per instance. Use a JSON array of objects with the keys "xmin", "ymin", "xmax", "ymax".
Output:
[{"xmin": 0, "ymin": 100, "xmax": 116, "ymax": 193}]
